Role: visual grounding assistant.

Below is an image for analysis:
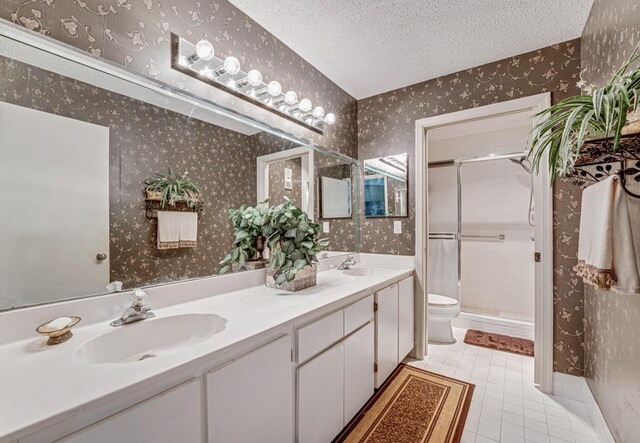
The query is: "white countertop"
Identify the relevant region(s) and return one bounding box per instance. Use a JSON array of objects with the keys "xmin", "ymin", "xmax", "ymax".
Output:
[{"xmin": 0, "ymin": 262, "xmax": 413, "ymax": 441}]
